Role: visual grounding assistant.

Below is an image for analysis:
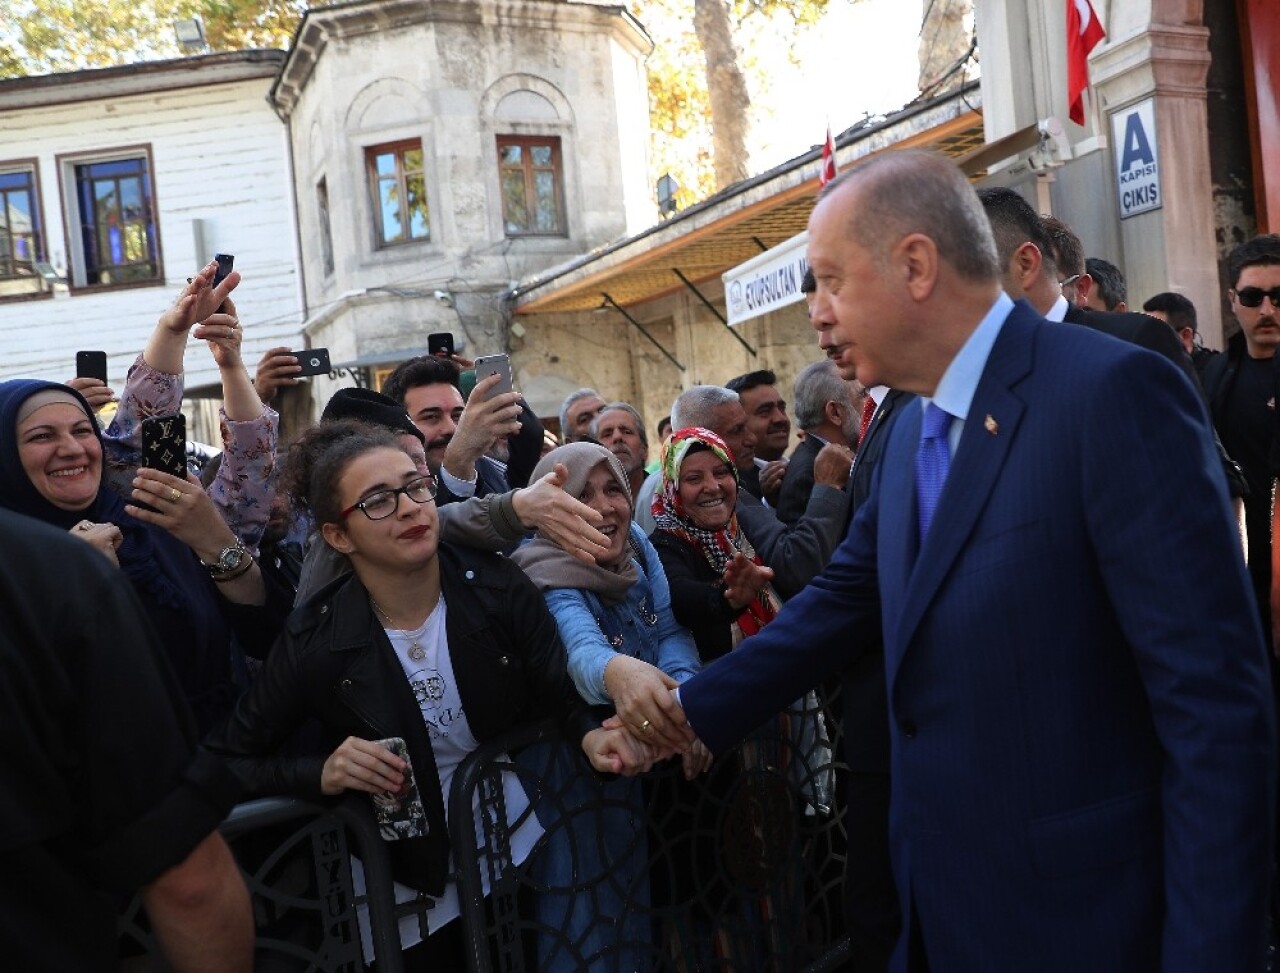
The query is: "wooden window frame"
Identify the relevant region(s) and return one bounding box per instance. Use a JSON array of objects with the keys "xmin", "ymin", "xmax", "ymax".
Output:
[
  {"xmin": 364, "ymin": 139, "xmax": 430, "ymax": 249},
  {"xmin": 496, "ymin": 135, "xmax": 566, "ymax": 237}
]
